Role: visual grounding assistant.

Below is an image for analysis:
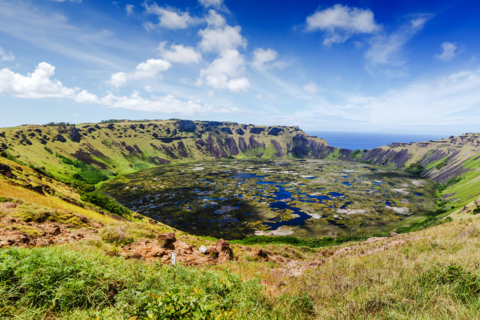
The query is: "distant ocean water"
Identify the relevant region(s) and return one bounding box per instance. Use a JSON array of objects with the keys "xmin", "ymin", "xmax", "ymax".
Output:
[{"xmin": 305, "ymin": 131, "xmax": 447, "ymax": 151}]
